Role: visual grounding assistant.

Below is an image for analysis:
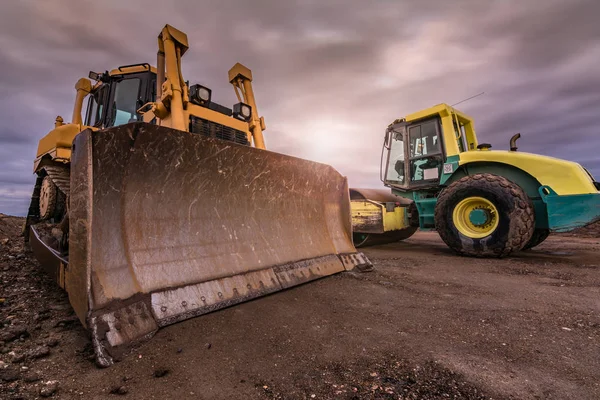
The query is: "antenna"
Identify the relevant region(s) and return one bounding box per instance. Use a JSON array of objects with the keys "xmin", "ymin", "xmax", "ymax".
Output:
[{"xmin": 451, "ymin": 92, "xmax": 485, "ymax": 107}]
